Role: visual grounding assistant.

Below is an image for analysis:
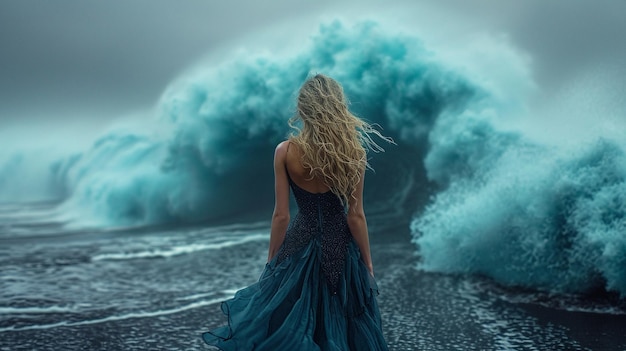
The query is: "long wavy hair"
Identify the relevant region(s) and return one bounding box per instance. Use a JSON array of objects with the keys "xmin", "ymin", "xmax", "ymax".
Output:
[{"xmin": 288, "ymin": 74, "xmax": 393, "ymax": 206}]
